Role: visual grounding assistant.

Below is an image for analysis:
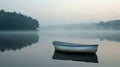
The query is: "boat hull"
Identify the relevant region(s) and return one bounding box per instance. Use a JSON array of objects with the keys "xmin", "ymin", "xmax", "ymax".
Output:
[{"xmin": 53, "ymin": 41, "xmax": 98, "ymax": 53}]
